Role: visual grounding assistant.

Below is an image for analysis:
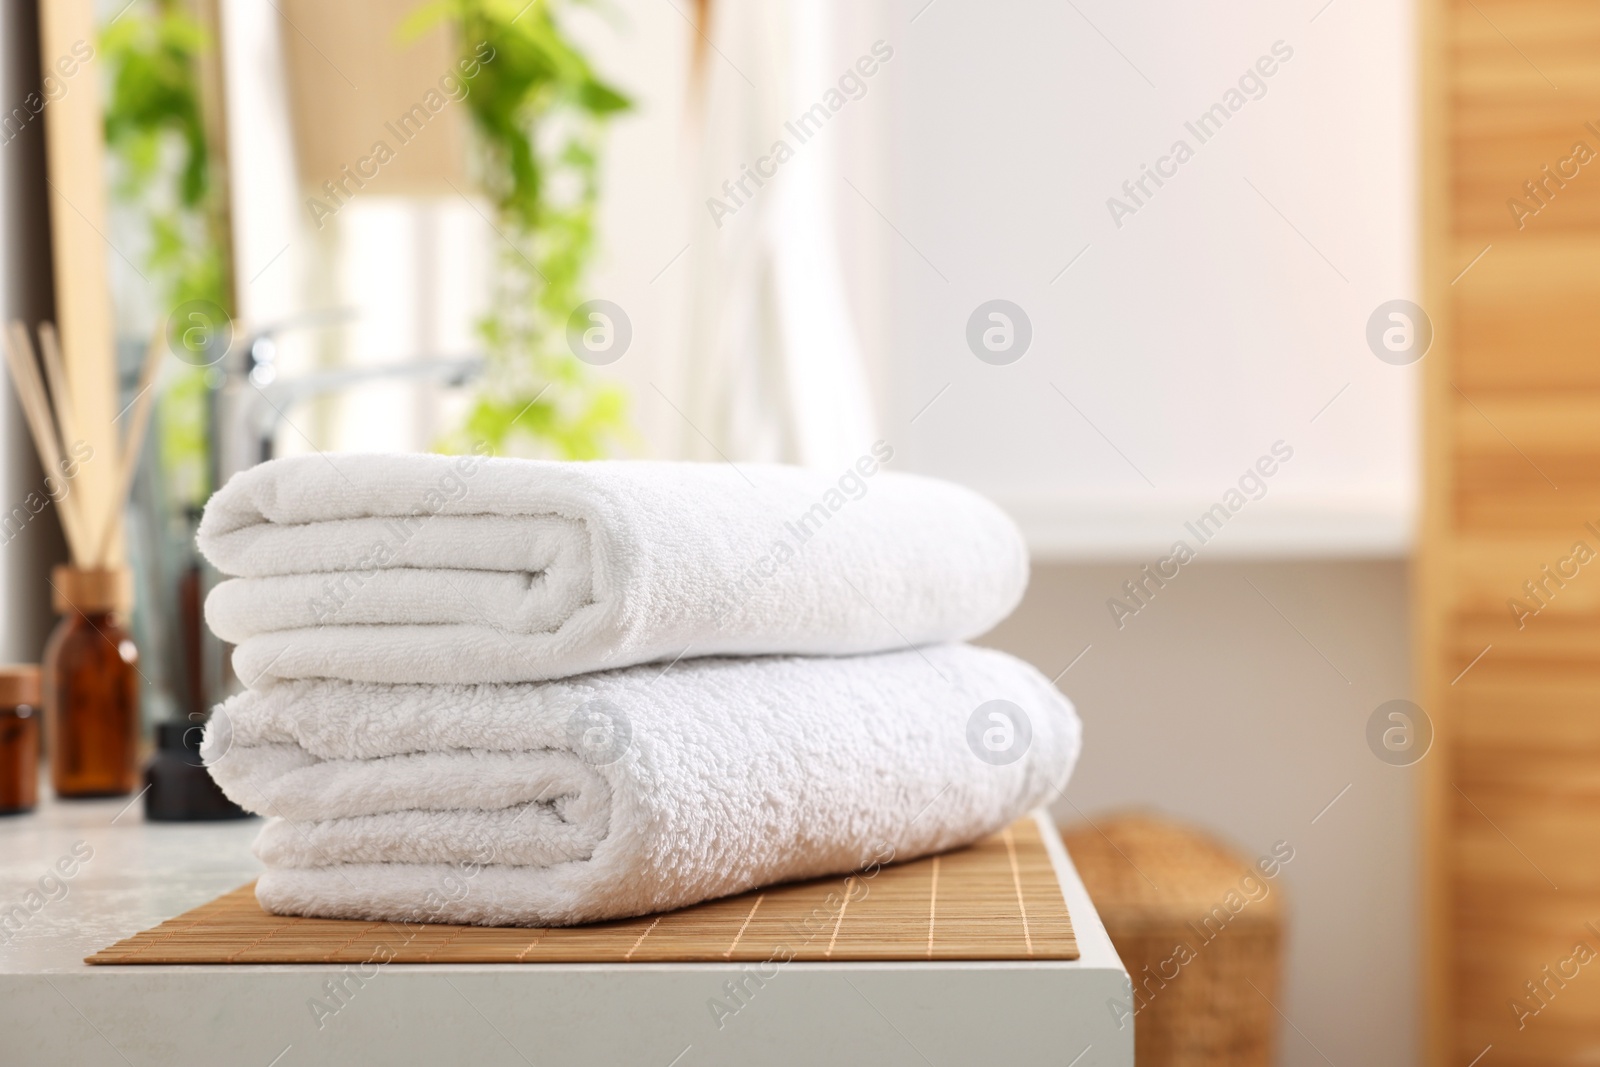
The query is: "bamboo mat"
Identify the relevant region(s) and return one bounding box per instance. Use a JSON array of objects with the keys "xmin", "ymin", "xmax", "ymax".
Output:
[{"xmin": 87, "ymin": 818, "xmax": 1076, "ymax": 965}]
